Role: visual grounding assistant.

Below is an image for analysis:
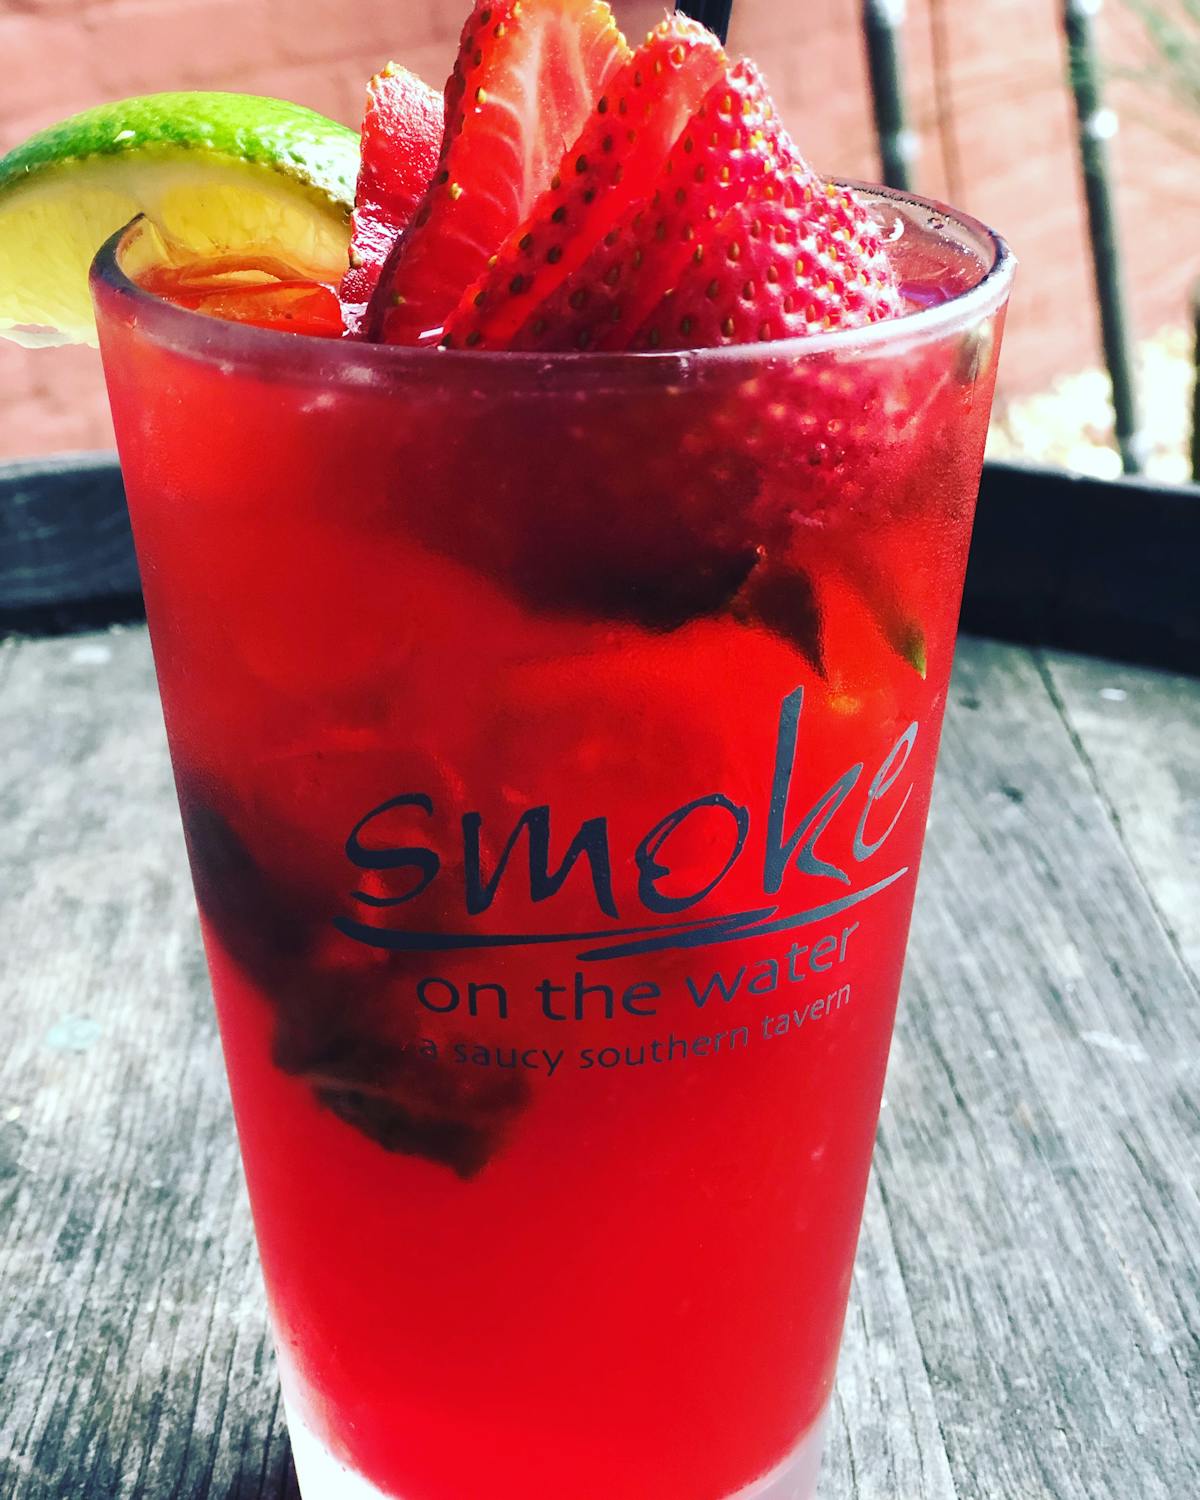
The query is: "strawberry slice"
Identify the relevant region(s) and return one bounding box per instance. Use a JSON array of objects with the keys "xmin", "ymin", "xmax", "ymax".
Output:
[
  {"xmin": 339, "ymin": 64, "xmax": 444, "ymax": 328},
  {"xmin": 441, "ymin": 15, "xmax": 727, "ymax": 350},
  {"xmin": 138, "ymin": 262, "xmax": 345, "ymax": 336},
  {"xmin": 529, "ymin": 59, "xmax": 783, "ymax": 351},
  {"xmin": 442, "ymin": 44, "xmax": 900, "ymax": 352},
  {"xmin": 366, "ymin": 0, "xmax": 629, "ymax": 345},
  {"xmin": 631, "ymin": 164, "xmax": 903, "ymax": 349}
]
